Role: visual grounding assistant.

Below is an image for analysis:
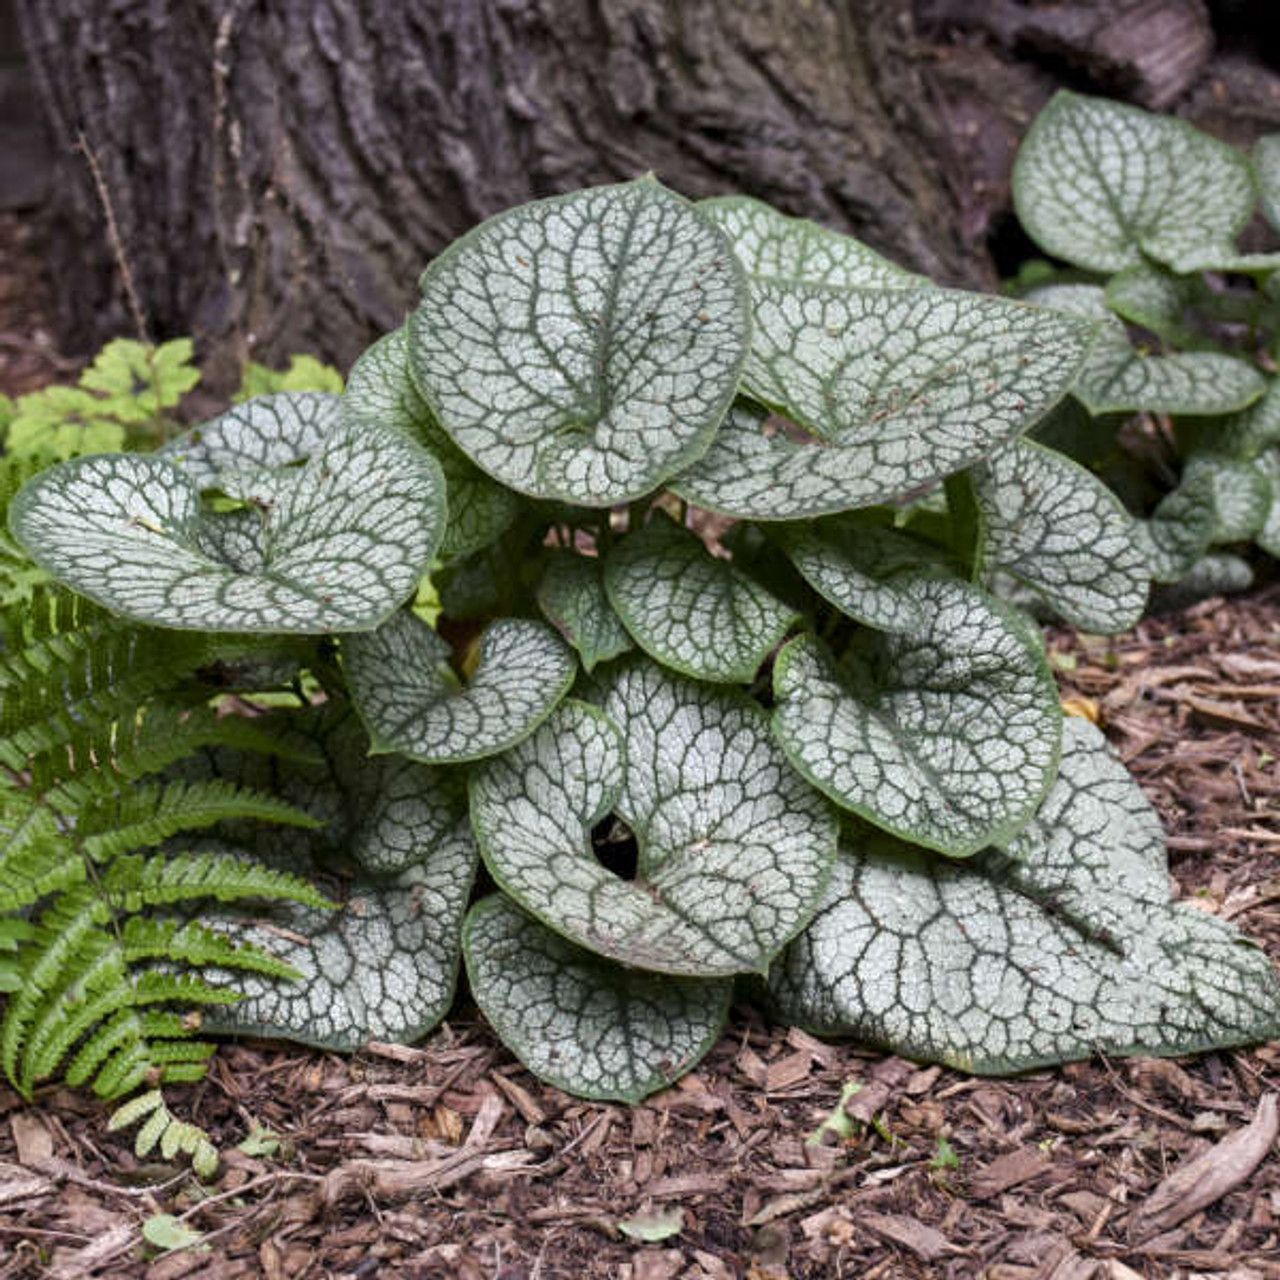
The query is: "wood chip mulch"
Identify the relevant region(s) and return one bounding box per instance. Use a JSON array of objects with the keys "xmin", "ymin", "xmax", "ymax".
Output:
[
  {"xmin": 4, "ymin": 209, "xmax": 1280, "ymax": 1279},
  {"xmin": 0, "ymin": 588, "xmax": 1278, "ymax": 1279}
]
